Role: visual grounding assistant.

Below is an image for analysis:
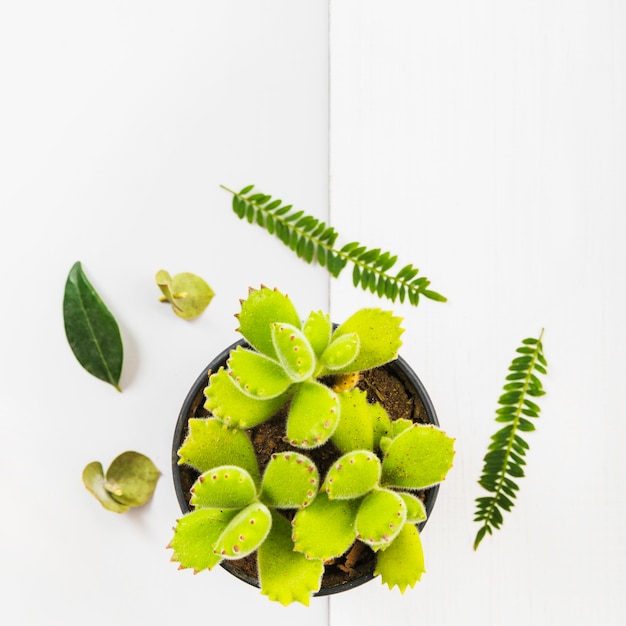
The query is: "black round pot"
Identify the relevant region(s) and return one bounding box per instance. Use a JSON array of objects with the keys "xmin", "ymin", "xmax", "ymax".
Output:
[{"xmin": 172, "ymin": 339, "xmax": 441, "ymax": 597}]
